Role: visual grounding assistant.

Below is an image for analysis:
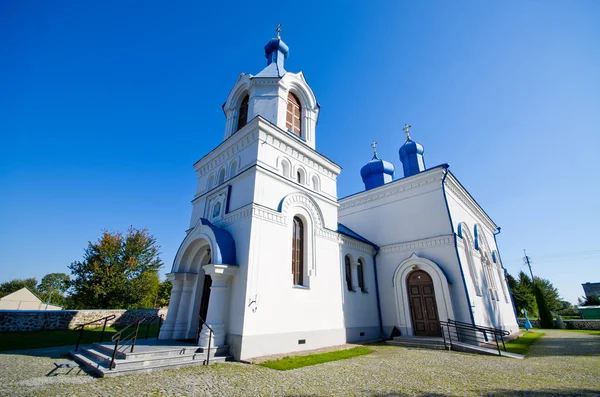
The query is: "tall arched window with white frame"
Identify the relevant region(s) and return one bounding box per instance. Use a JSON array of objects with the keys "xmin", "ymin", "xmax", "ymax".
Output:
[
  {"xmin": 292, "ymin": 216, "xmax": 304, "ymax": 286},
  {"xmin": 286, "ymin": 93, "xmax": 302, "ymax": 136}
]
